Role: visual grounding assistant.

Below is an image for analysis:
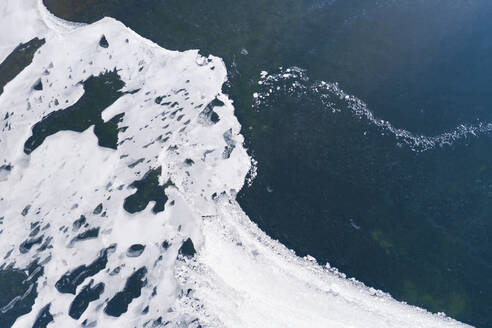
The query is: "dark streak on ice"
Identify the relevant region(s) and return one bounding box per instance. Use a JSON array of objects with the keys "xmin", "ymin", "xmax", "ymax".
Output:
[
  {"xmin": 19, "ymin": 235, "xmax": 43, "ymax": 254},
  {"xmin": 0, "ymin": 37, "xmax": 45, "ymax": 96},
  {"xmin": 70, "ymin": 227, "xmax": 100, "ymax": 244},
  {"xmin": 32, "ymin": 304, "xmax": 54, "ymax": 328},
  {"xmin": 104, "ymin": 267, "xmax": 147, "ymax": 317},
  {"xmin": 55, "ymin": 245, "xmax": 115, "ymax": 294},
  {"xmin": 69, "ymin": 280, "xmax": 105, "ymax": 319}
]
